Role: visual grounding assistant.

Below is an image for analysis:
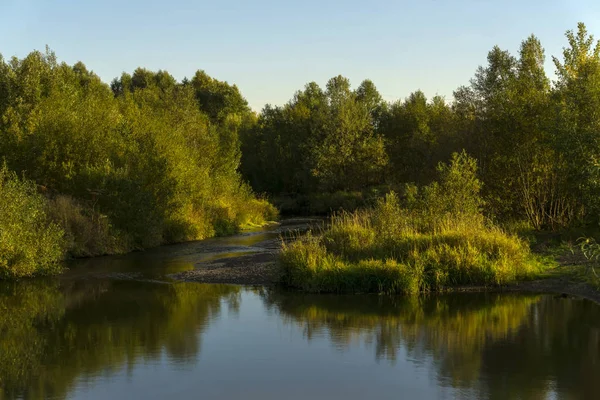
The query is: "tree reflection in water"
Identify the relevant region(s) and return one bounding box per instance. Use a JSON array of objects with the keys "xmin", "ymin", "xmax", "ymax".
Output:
[
  {"xmin": 1, "ymin": 282, "xmax": 599, "ymax": 400},
  {"xmin": 0, "ymin": 279, "xmax": 240, "ymax": 400},
  {"xmin": 262, "ymin": 291, "xmax": 600, "ymax": 399}
]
